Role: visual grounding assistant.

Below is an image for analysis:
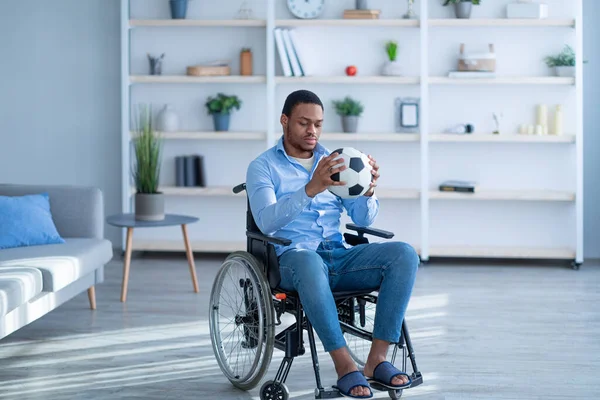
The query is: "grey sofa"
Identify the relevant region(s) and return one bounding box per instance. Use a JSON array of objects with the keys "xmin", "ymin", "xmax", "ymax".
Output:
[{"xmin": 0, "ymin": 184, "xmax": 113, "ymax": 340}]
